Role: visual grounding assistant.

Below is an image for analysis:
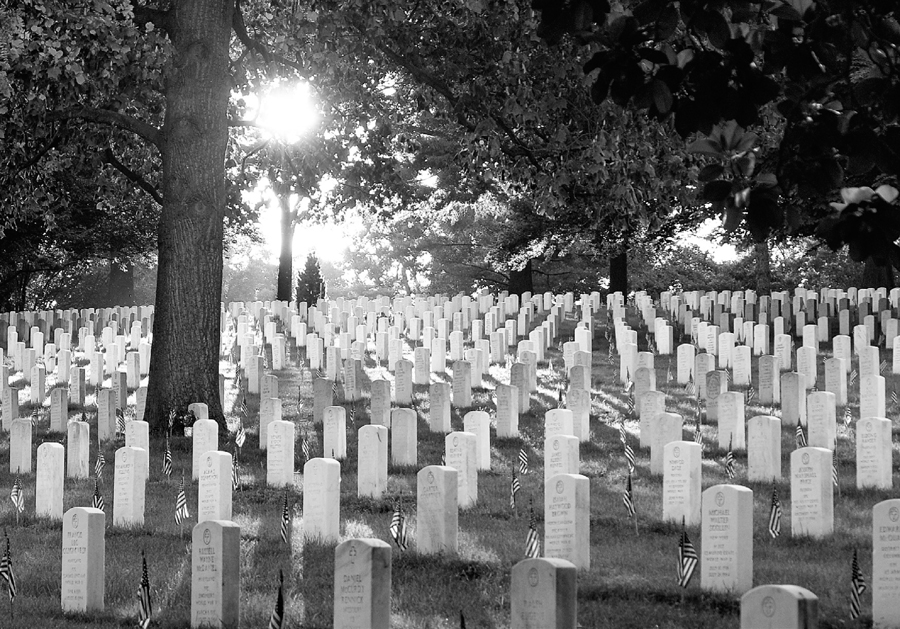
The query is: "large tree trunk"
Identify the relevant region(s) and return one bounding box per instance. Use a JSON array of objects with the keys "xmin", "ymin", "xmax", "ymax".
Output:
[
  {"xmin": 276, "ymin": 194, "xmax": 294, "ymax": 301},
  {"xmin": 145, "ymin": 0, "xmax": 233, "ymax": 436},
  {"xmin": 862, "ymin": 258, "xmax": 895, "ymax": 289},
  {"xmin": 508, "ymin": 259, "xmax": 533, "ymax": 295},
  {"xmin": 754, "ymin": 240, "xmax": 772, "ymax": 296},
  {"xmin": 107, "ymin": 259, "xmax": 135, "ymax": 306},
  {"xmin": 609, "ymin": 248, "xmax": 628, "ymax": 295}
]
